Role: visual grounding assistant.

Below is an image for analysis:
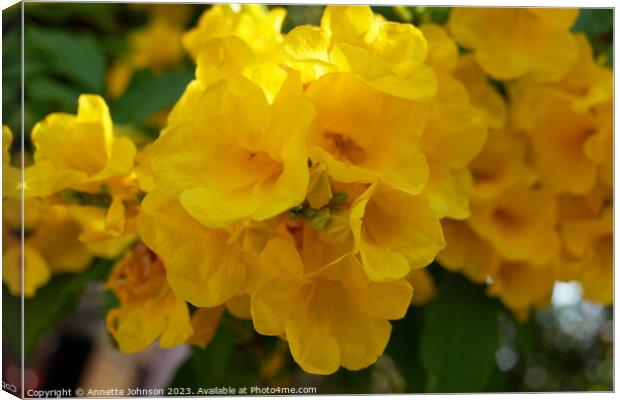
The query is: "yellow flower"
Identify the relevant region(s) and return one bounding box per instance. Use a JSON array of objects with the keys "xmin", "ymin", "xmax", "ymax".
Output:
[
  {"xmin": 306, "ymin": 72, "xmax": 430, "ymax": 196},
  {"xmin": 448, "ymin": 8, "xmax": 579, "ymax": 81},
  {"xmin": 251, "ymin": 227, "xmax": 412, "ymax": 375},
  {"xmin": 437, "ymin": 219, "xmax": 499, "ymax": 284},
  {"xmin": 191, "ymin": 35, "xmax": 294, "ymax": 103},
  {"xmin": 407, "ymin": 268, "xmax": 437, "ymax": 306},
  {"xmin": 2, "ymin": 199, "xmax": 93, "ymax": 298},
  {"xmin": 559, "ymin": 205, "xmax": 612, "ymax": 304},
  {"xmin": 107, "ymin": 5, "xmax": 190, "ymax": 98},
  {"xmin": 128, "ymin": 16, "xmax": 184, "ymax": 72},
  {"xmin": 283, "ymin": 5, "xmax": 437, "ymax": 100},
  {"xmin": 25, "ymin": 94, "xmax": 136, "ymax": 198},
  {"xmin": 183, "ymin": 4, "xmax": 286, "ymax": 62},
  {"xmin": 550, "ymin": 33, "xmax": 613, "ymax": 112},
  {"xmin": 137, "ymin": 191, "xmax": 251, "ymax": 308},
  {"xmin": 414, "ymin": 25, "xmax": 489, "ymax": 219},
  {"xmin": 453, "ymin": 54, "xmax": 507, "ymax": 131},
  {"xmin": 132, "ymin": 3, "xmax": 192, "ymax": 27},
  {"xmin": 152, "ymin": 76, "xmax": 315, "ymax": 228},
  {"xmin": 486, "ymin": 262, "xmax": 555, "ymax": 321},
  {"xmin": 106, "ymin": 62, "xmax": 134, "ymax": 99},
  {"xmin": 468, "ymin": 185, "xmax": 560, "ymax": 265},
  {"xmin": 510, "ymin": 89, "xmax": 608, "ymax": 195},
  {"xmin": 350, "ymin": 181, "xmax": 444, "ymax": 281},
  {"xmin": 418, "ymin": 97, "xmax": 487, "ymax": 219},
  {"xmin": 133, "ymin": 144, "xmax": 155, "ymax": 193},
  {"xmin": 186, "ymin": 306, "xmax": 225, "ymax": 348},
  {"xmin": 468, "ymin": 131, "xmax": 537, "ymax": 201},
  {"xmin": 419, "ymin": 23, "xmax": 466, "ymax": 103},
  {"xmin": 106, "ymin": 244, "xmax": 193, "ymax": 353}
]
